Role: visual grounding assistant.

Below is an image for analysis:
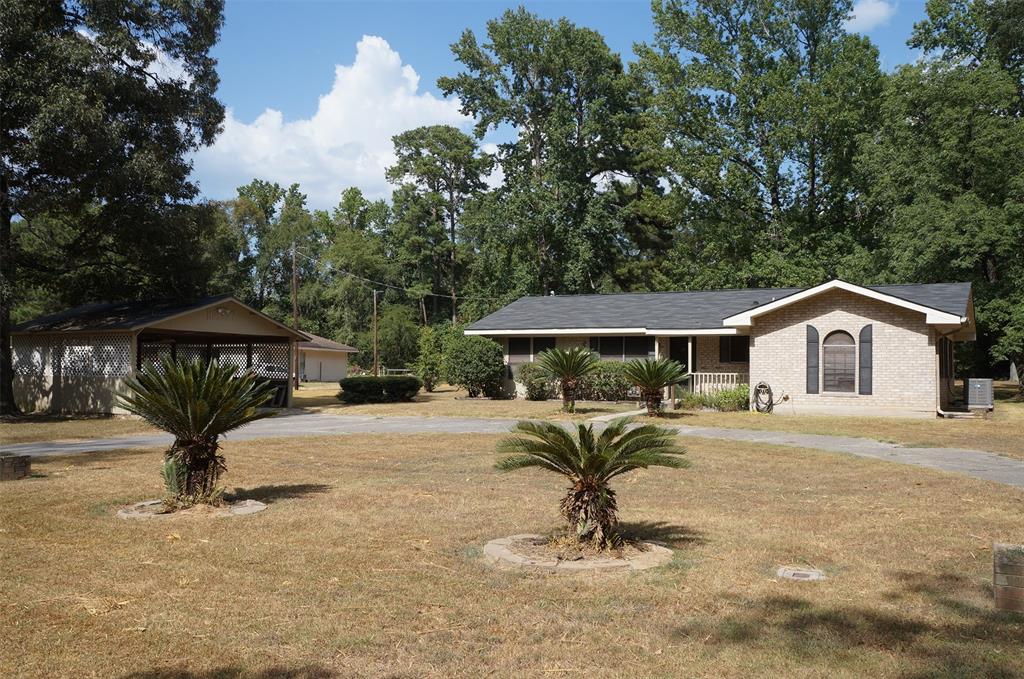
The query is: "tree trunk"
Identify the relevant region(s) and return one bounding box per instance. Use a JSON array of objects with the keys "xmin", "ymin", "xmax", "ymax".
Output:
[
  {"xmin": 562, "ymin": 378, "xmax": 576, "ymax": 413},
  {"xmin": 0, "ymin": 171, "xmax": 19, "ymax": 416},
  {"xmin": 168, "ymin": 440, "xmax": 225, "ymax": 504},
  {"xmin": 560, "ymin": 478, "xmax": 618, "ymax": 546},
  {"xmin": 643, "ymin": 389, "xmax": 662, "ymax": 417}
]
